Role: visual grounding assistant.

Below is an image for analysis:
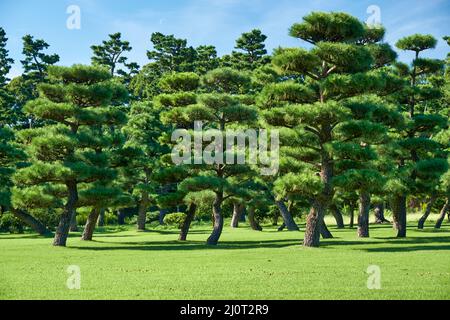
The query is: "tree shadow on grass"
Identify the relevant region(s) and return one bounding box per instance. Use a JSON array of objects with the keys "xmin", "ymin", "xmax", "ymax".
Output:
[
  {"xmin": 68, "ymin": 238, "xmax": 300, "ymax": 251},
  {"xmin": 320, "ymin": 236, "xmax": 450, "ymax": 252}
]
